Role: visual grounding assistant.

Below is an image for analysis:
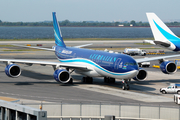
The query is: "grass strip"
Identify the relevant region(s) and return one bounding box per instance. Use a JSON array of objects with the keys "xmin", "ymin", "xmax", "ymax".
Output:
[{"xmin": 0, "ymin": 38, "xmax": 154, "ymax": 41}]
